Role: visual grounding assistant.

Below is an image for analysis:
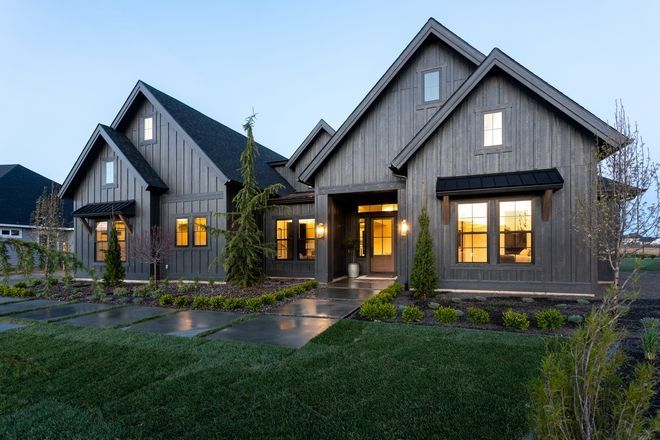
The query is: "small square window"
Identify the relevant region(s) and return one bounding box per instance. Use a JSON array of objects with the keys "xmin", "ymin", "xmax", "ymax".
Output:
[
  {"xmin": 10, "ymin": 229, "xmax": 20, "ymax": 236},
  {"xmin": 143, "ymin": 116, "xmax": 154, "ymax": 142},
  {"xmin": 104, "ymin": 160, "xmax": 115, "ymax": 186},
  {"xmin": 484, "ymin": 112, "xmax": 503, "ymax": 147},
  {"xmin": 423, "ymin": 70, "xmax": 441, "ymax": 102}
]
